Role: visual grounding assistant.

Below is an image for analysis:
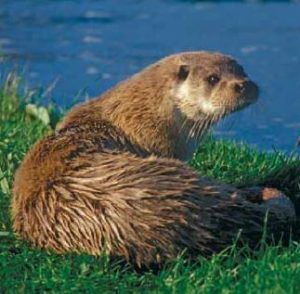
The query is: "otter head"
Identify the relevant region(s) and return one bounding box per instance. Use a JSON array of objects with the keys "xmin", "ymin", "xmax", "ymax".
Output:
[{"xmin": 170, "ymin": 52, "xmax": 259, "ymax": 134}]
